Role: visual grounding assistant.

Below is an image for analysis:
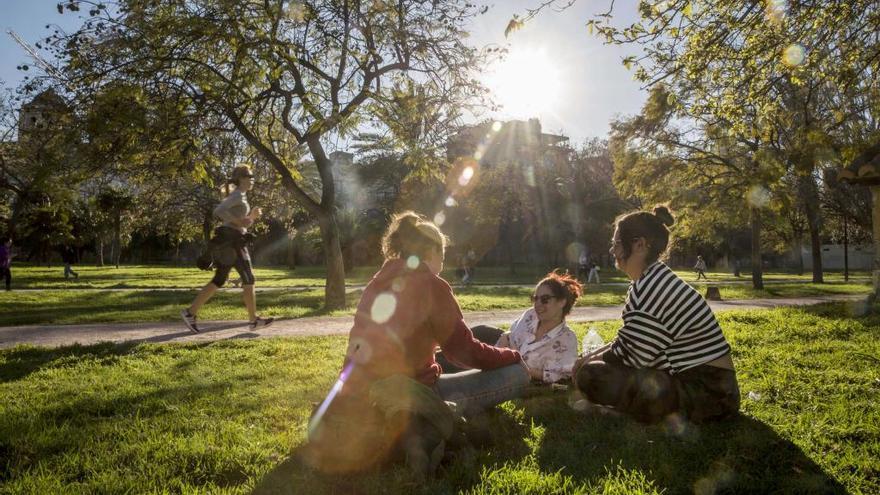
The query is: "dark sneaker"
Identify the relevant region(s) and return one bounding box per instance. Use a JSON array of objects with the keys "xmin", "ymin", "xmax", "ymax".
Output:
[
  {"xmin": 181, "ymin": 309, "xmax": 199, "ymax": 333},
  {"xmin": 249, "ymin": 316, "xmax": 274, "ymax": 330}
]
